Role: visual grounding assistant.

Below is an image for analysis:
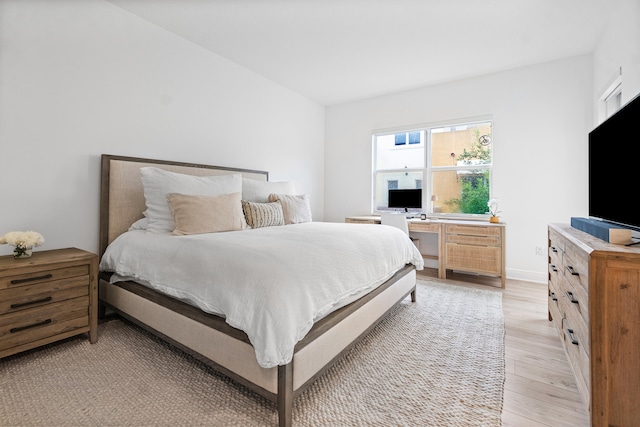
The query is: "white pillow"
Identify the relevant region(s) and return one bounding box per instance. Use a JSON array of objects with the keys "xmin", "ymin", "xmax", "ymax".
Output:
[
  {"xmin": 140, "ymin": 167, "xmax": 242, "ymax": 233},
  {"xmin": 242, "ymin": 178, "xmax": 295, "ymax": 203},
  {"xmin": 268, "ymin": 193, "xmax": 312, "ymax": 224}
]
